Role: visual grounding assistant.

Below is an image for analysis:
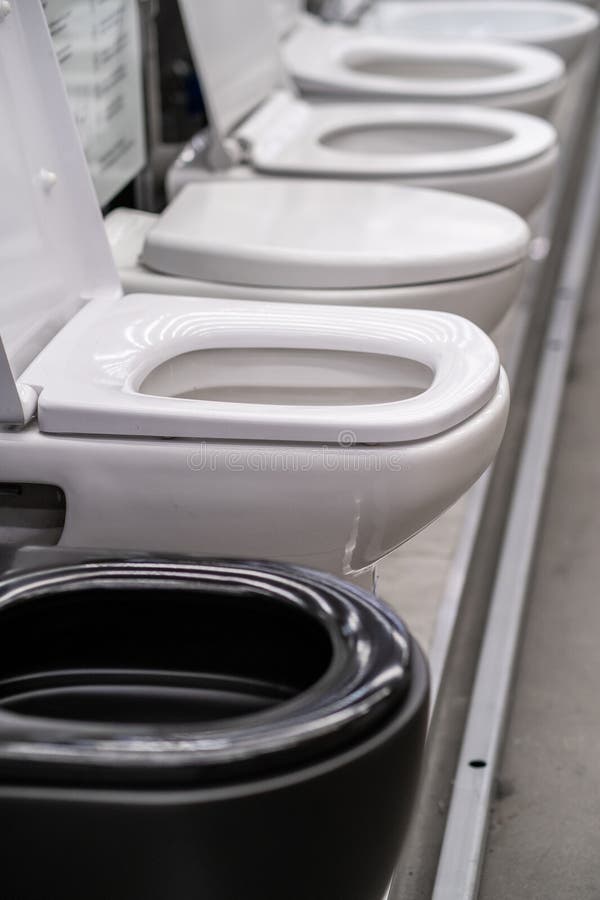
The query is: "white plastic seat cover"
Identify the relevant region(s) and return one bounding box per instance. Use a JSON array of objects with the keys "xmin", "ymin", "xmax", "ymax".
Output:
[
  {"xmin": 23, "ymin": 295, "xmax": 502, "ymax": 444},
  {"xmin": 281, "ymin": 15, "xmax": 566, "ymax": 101},
  {"xmin": 141, "ymin": 180, "xmax": 530, "ymax": 289},
  {"xmin": 238, "ymin": 99, "xmax": 557, "ymax": 181}
]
